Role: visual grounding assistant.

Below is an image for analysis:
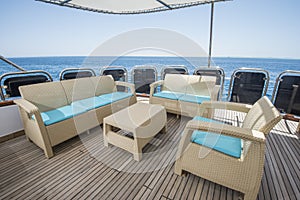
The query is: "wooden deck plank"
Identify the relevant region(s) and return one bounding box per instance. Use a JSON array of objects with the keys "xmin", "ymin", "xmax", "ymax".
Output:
[
  {"xmin": 133, "ymin": 186, "xmax": 148, "ymax": 200},
  {"xmin": 69, "ymin": 166, "xmax": 115, "ymax": 199},
  {"xmin": 213, "ymin": 184, "xmax": 221, "ymax": 200},
  {"xmin": 107, "ymin": 117, "xmax": 183, "ymax": 199},
  {"xmin": 187, "ymin": 175, "xmax": 199, "ymax": 200},
  {"xmin": 148, "ymin": 166, "xmax": 174, "ymax": 200},
  {"xmin": 181, "ymin": 174, "xmax": 195, "ymax": 200},
  {"xmin": 162, "ymin": 173, "xmax": 178, "ymax": 198},
  {"xmin": 200, "ymin": 179, "xmax": 209, "ymax": 200},
  {"xmin": 226, "ymin": 188, "xmax": 233, "ymax": 200},
  {"xmin": 207, "ymin": 181, "xmax": 215, "ymax": 200},
  {"xmin": 274, "ymin": 123, "xmax": 300, "ymax": 174},
  {"xmin": 0, "ymin": 113, "xmax": 299, "ymax": 200},
  {"xmin": 219, "ymin": 185, "xmax": 227, "ymax": 200},
  {"xmin": 167, "ymin": 174, "xmax": 184, "ymax": 199},
  {"xmin": 143, "ymin": 116, "xmax": 184, "ymax": 188},
  {"xmin": 266, "ymin": 137, "xmax": 291, "ymax": 199},
  {"xmin": 263, "ymin": 151, "xmax": 280, "ymax": 200},
  {"xmin": 260, "ymin": 168, "xmax": 270, "ymax": 200},
  {"xmin": 0, "ymin": 139, "xmax": 86, "ymax": 198},
  {"xmin": 54, "ymin": 151, "xmax": 125, "ymax": 198},
  {"xmin": 123, "ymin": 152, "xmax": 173, "ymax": 197},
  {"xmin": 269, "ymin": 125, "xmax": 300, "ymax": 198},
  {"xmin": 97, "ymin": 160, "xmax": 151, "ymax": 199},
  {"xmin": 193, "ymin": 178, "xmax": 205, "ymax": 200},
  {"xmin": 173, "ymin": 174, "xmax": 191, "ymax": 200},
  {"xmin": 28, "ymin": 156, "xmax": 97, "ymax": 199},
  {"xmin": 140, "ymin": 187, "xmax": 152, "ymax": 200},
  {"xmin": 270, "ymin": 141, "xmax": 300, "ymax": 198},
  {"xmin": 62, "ymin": 149, "xmax": 131, "ymax": 199}
]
